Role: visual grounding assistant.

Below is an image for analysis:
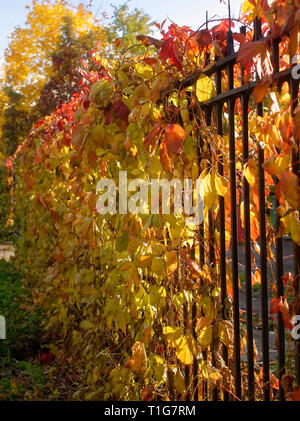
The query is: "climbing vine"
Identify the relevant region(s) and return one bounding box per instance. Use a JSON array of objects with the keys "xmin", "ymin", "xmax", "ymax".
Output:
[{"xmin": 11, "ymin": 0, "xmax": 300, "ymax": 400}]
